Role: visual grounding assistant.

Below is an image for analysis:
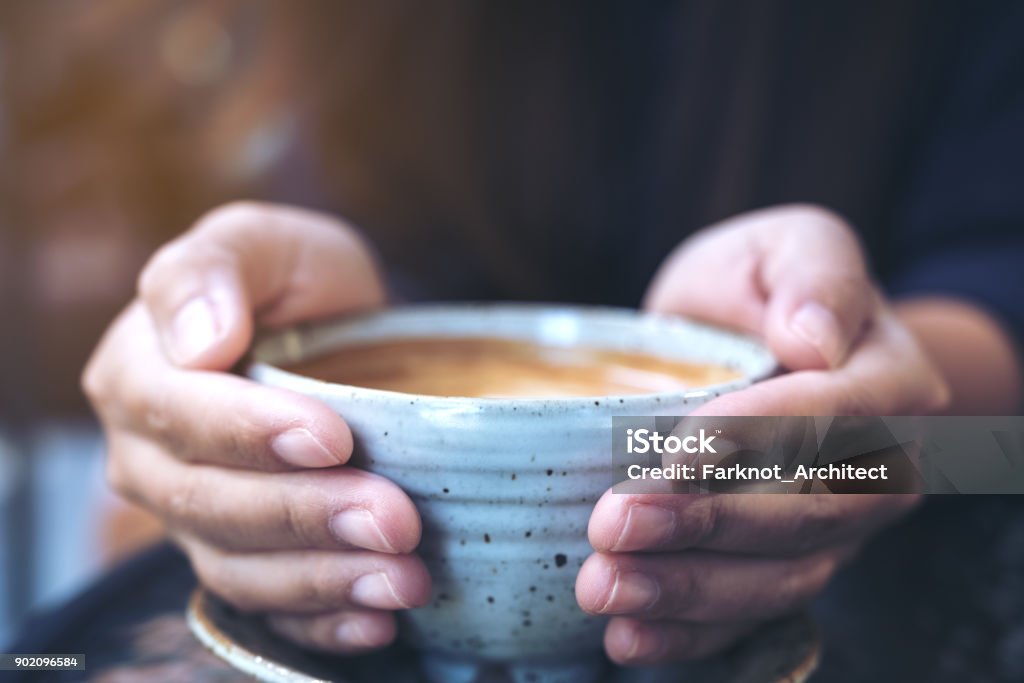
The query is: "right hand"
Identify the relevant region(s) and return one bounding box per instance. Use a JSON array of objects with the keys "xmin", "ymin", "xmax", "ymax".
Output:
[{"xmin": 83, "ymin": 202, "xmax": 431, "ymax": 653}]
